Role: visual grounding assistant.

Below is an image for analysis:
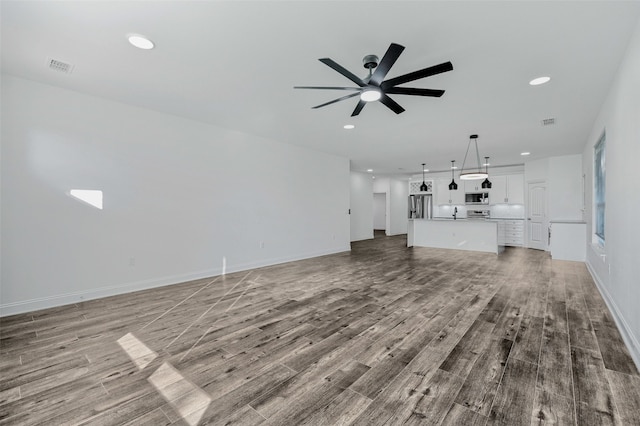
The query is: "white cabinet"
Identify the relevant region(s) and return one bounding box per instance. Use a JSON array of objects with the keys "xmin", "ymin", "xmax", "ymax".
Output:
[
  {"xmin": 508, "ymin": 174, "xmax": 524, "ymax": 204},
  {"xmin": 495, "ymin": 219, "xmax": 524, "ymax": 246},
  {"xmin": 435, "ymin": 177, "xmax": 464, "ymax": 205},
  {"xmin": 464, "ymin": 180, "xmax": 486, "ymax": 192},
  {"xmin": 489, "ymin": 174, "xmax": 524, "ymax": 204},
  {"xmin": 490, "ymin": 176, "xmax": 507, "ymax": 203},
  {"xmin": 504, "ymin": 220, "xmax": 524, "ymax": 246}
]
